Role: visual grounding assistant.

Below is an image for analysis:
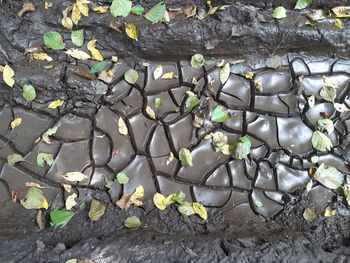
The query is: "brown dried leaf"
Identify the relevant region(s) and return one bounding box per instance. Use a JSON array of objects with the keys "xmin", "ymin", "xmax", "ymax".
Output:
[{"xmin": 184, "ymin": 4, "xmax": 197, "ymax": 18}]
